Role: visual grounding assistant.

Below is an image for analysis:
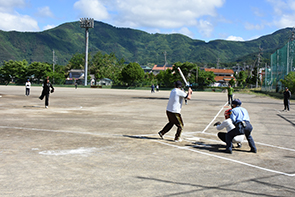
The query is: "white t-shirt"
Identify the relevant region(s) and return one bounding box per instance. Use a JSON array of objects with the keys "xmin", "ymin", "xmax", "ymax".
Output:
[
  {"xmin": 216, "ymin": 118, "xmax": 244, "ymax": 143},
  {"xmin": 216, "ymin": 118, "xmax": 235, "ymax": 132},
  {"xmin": 25, "ymin": 82, "xmax": 31, "ymax": 89},
  {"xmin": 166, "ymin": 88, "xmax": 187, "ymax": 113}
]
